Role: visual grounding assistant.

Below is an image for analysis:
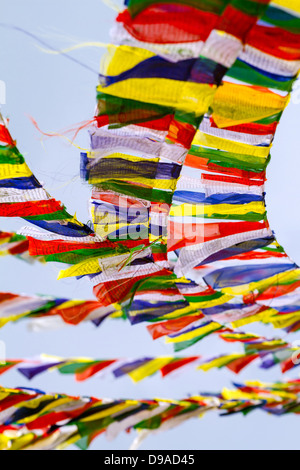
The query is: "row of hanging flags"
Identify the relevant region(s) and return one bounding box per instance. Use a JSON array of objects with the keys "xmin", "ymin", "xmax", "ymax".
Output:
[
  {"xmin": 2, "ymin": 288, "xmax": 300, "ymax": 372},
  {"xmin": 1, "ymin": 0, "xmax": 300, "ymax": 449},
  {"xmin": 0, "ymin": 230, "xmax": 42, "ymax": 263},
  {"xmin": 0, "ymin": 292, "xmax": 124, "ymax": 328},
  {"xmin": 1, "ymin": 333, "xmax": 300, "ymax": 382},
  {"xmin": 0, "ymin": 380, "xmax": 300, "ymax": 450}
]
